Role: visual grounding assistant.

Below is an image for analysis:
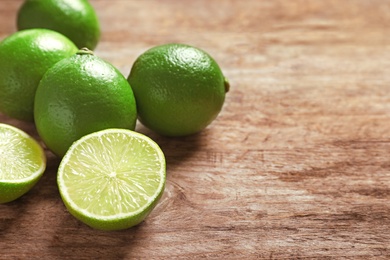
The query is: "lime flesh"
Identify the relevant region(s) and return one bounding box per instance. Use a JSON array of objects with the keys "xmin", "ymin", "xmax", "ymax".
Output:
[
  {"xmin": 57, "ymin": 128, "xmax": 166, "ymax": 230},
  {"xmin": 0, "ymin": 123, "xmax": 46, "ymax": 203}
]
